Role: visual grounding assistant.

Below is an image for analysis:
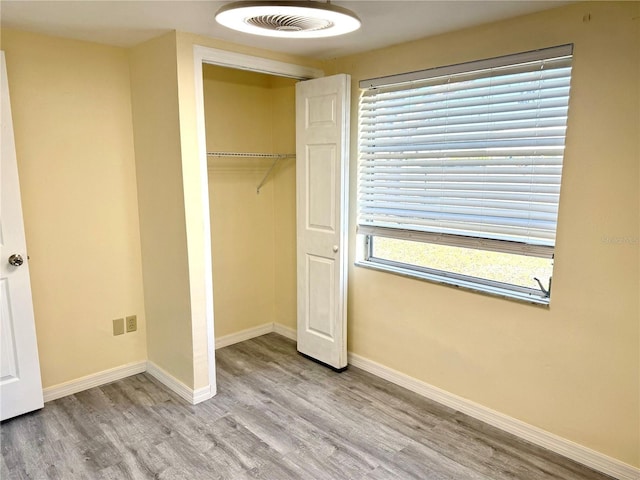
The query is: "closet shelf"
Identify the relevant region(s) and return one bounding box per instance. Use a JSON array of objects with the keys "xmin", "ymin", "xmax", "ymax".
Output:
[
  {"xmin": 207, "ymin": 151, "xmax": 295, "ymax": 159},
  {"xmin": 206, "ymin": 151, "xmax": 296, "ymax": 194}
]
